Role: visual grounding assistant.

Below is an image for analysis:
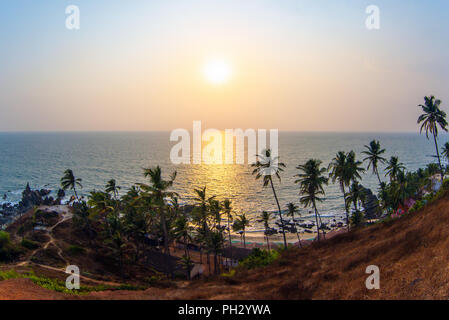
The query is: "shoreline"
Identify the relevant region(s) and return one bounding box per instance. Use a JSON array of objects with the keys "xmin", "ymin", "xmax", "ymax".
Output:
[{"xmin": 229, "ymin": 227, "xmax": 348, "ymax": 248}]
